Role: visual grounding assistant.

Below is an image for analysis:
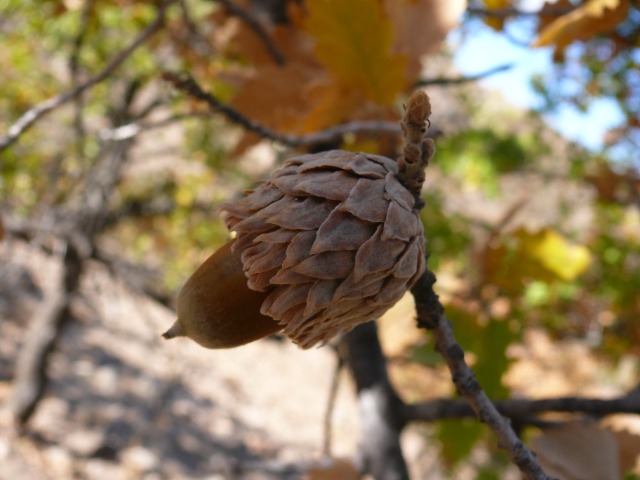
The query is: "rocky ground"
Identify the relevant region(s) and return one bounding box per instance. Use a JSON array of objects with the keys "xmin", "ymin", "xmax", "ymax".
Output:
[{"xmin": 0, "ymin": 239, "xmax": 447, "ymax": 480}]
